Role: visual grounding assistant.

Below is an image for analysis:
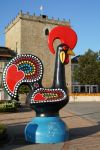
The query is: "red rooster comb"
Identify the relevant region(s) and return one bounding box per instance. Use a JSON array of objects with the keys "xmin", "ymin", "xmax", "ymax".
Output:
[{"xmin": 48, "ymin": 26, "xmax": 77, "ymax": 54}]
